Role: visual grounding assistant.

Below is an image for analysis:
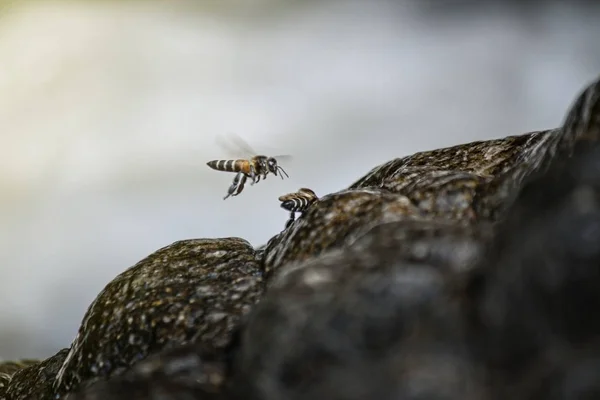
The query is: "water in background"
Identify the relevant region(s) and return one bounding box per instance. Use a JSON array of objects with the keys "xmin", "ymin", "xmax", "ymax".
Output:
[{"xmin": 1, "ymin": 0, "xmax": 599, "ymax": 359}]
